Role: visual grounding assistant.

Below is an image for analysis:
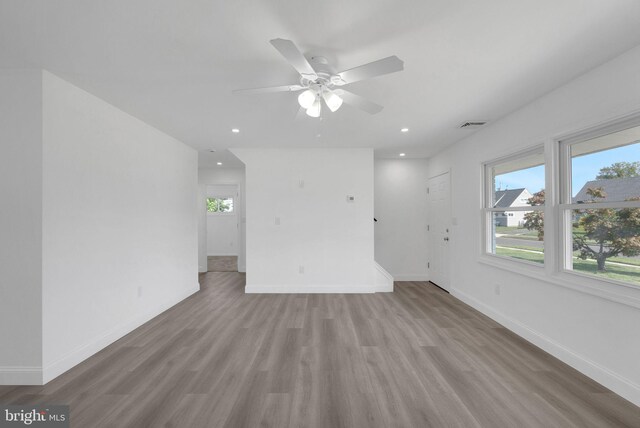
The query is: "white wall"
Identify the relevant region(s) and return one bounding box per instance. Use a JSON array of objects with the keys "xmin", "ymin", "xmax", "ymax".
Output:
[
  {"xmin": 374, "ymin": 159, "xmax": 430, "ymax": 280},
  {"xmin": 40, "ymin": 71, "xmax": 199, "ymax": 382},
  {"xmin": 428, "ymin": 45, "xmax": 640, "ymax": 406},
  {"xmin": 198, "ymin": 167, "xmax": 245, "ymax": 272},
  {"xmin": 231, "ymin": 148, "xmax": 378, "ymax": 293},
  {"xmin": 206, "ymin": 184, "xmax": 239, "ymax": 256},
  {"xmin": 0, "ymin": 70, "xmax": 43, "ymax": 384}
]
